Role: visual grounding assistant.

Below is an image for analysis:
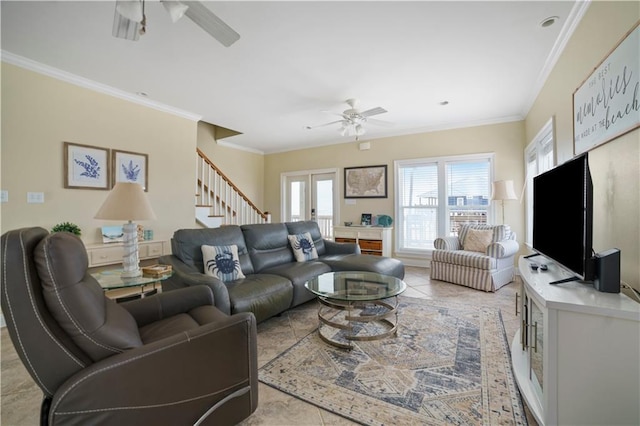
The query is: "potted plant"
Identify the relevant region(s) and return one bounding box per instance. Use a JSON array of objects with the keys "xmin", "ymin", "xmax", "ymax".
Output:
[{"xmin": 51, "ymin": 222, "xmax": 81, "ymax": 236}]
